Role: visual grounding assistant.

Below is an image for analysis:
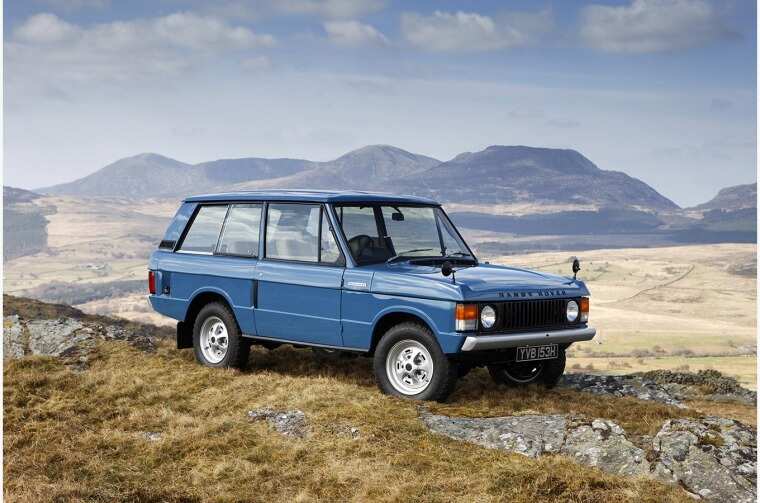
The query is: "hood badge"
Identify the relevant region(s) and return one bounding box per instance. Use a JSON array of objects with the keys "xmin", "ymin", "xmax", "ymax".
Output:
[{"xmin": 498, "ymin": 289, "xmax": 568, "ymax": 298}]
